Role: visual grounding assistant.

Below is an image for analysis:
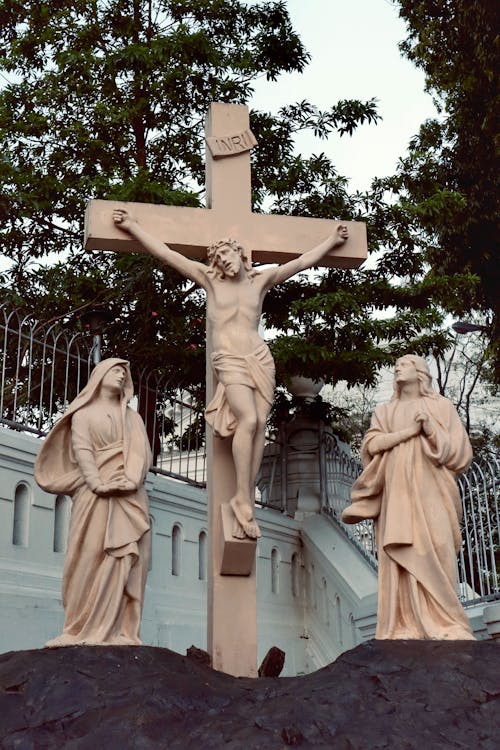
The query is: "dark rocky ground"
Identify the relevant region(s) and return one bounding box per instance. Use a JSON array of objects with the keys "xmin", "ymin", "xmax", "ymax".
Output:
[{"xmin": 0, "ymin": 640, "xmax": 499, "ymax": 749}]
